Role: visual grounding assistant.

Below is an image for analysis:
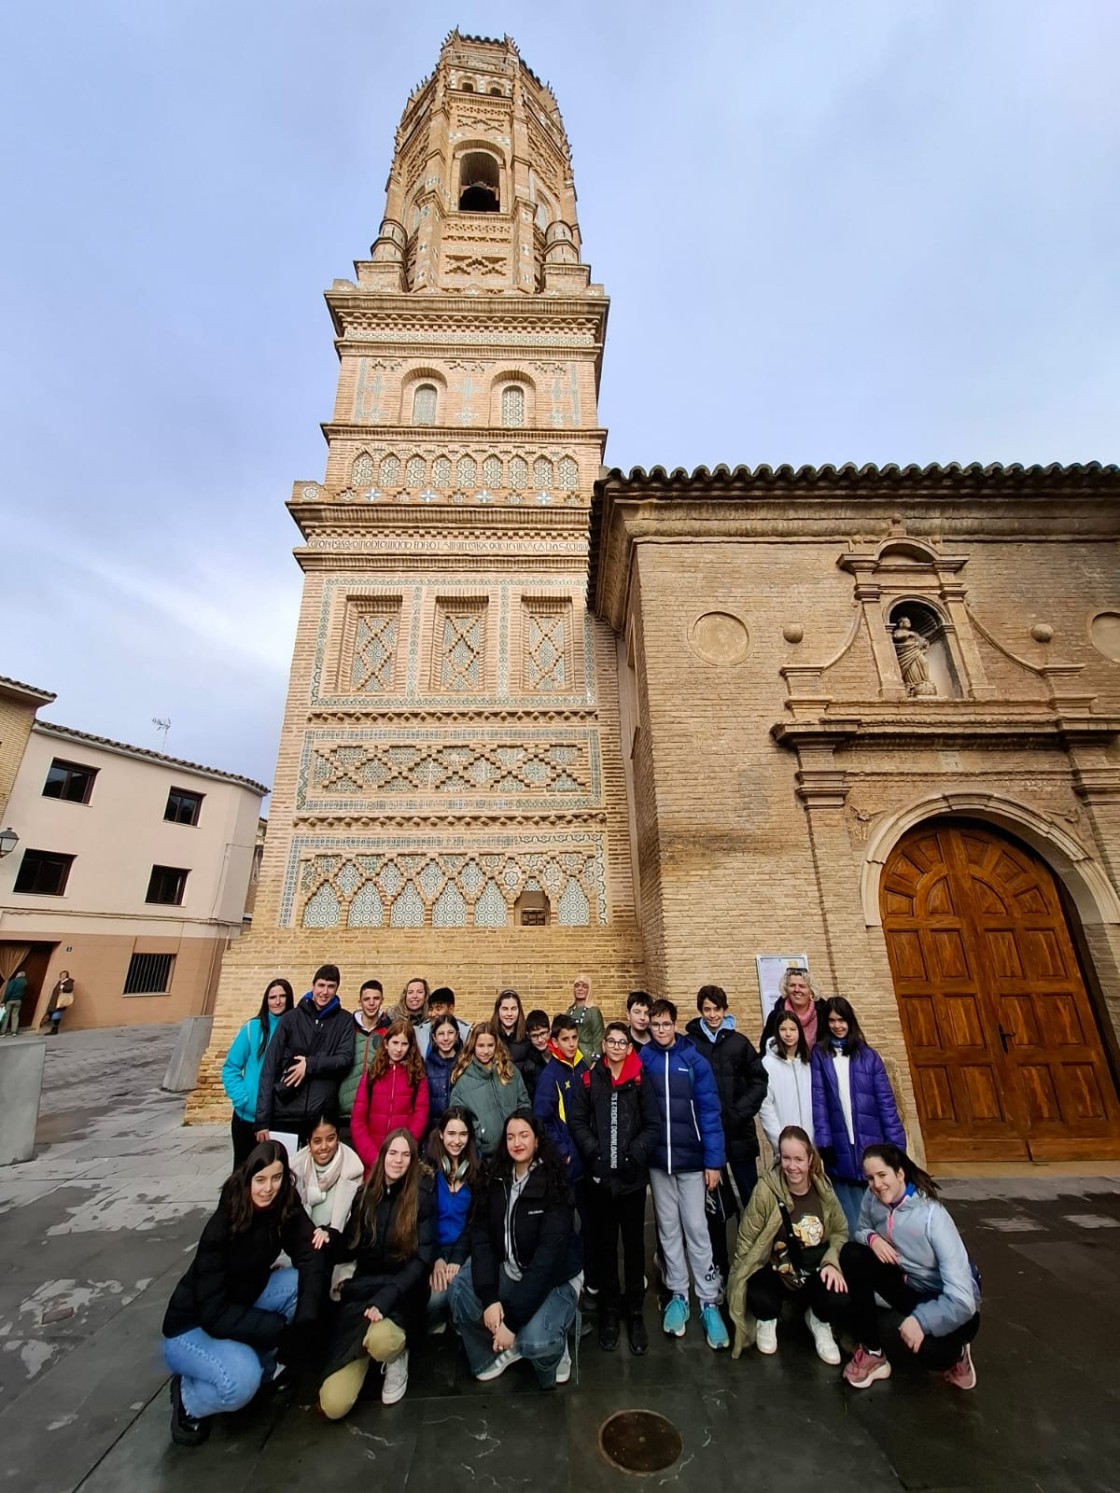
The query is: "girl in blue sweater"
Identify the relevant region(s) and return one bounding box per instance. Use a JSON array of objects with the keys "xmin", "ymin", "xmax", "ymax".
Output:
[
  {"xmin": 222, "ymin": 980, "xmax": 294, "ymax": 1163},
  {"xmin": 425, "ymin": 1106, "xmax": 480, "ymax": 1331}
]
